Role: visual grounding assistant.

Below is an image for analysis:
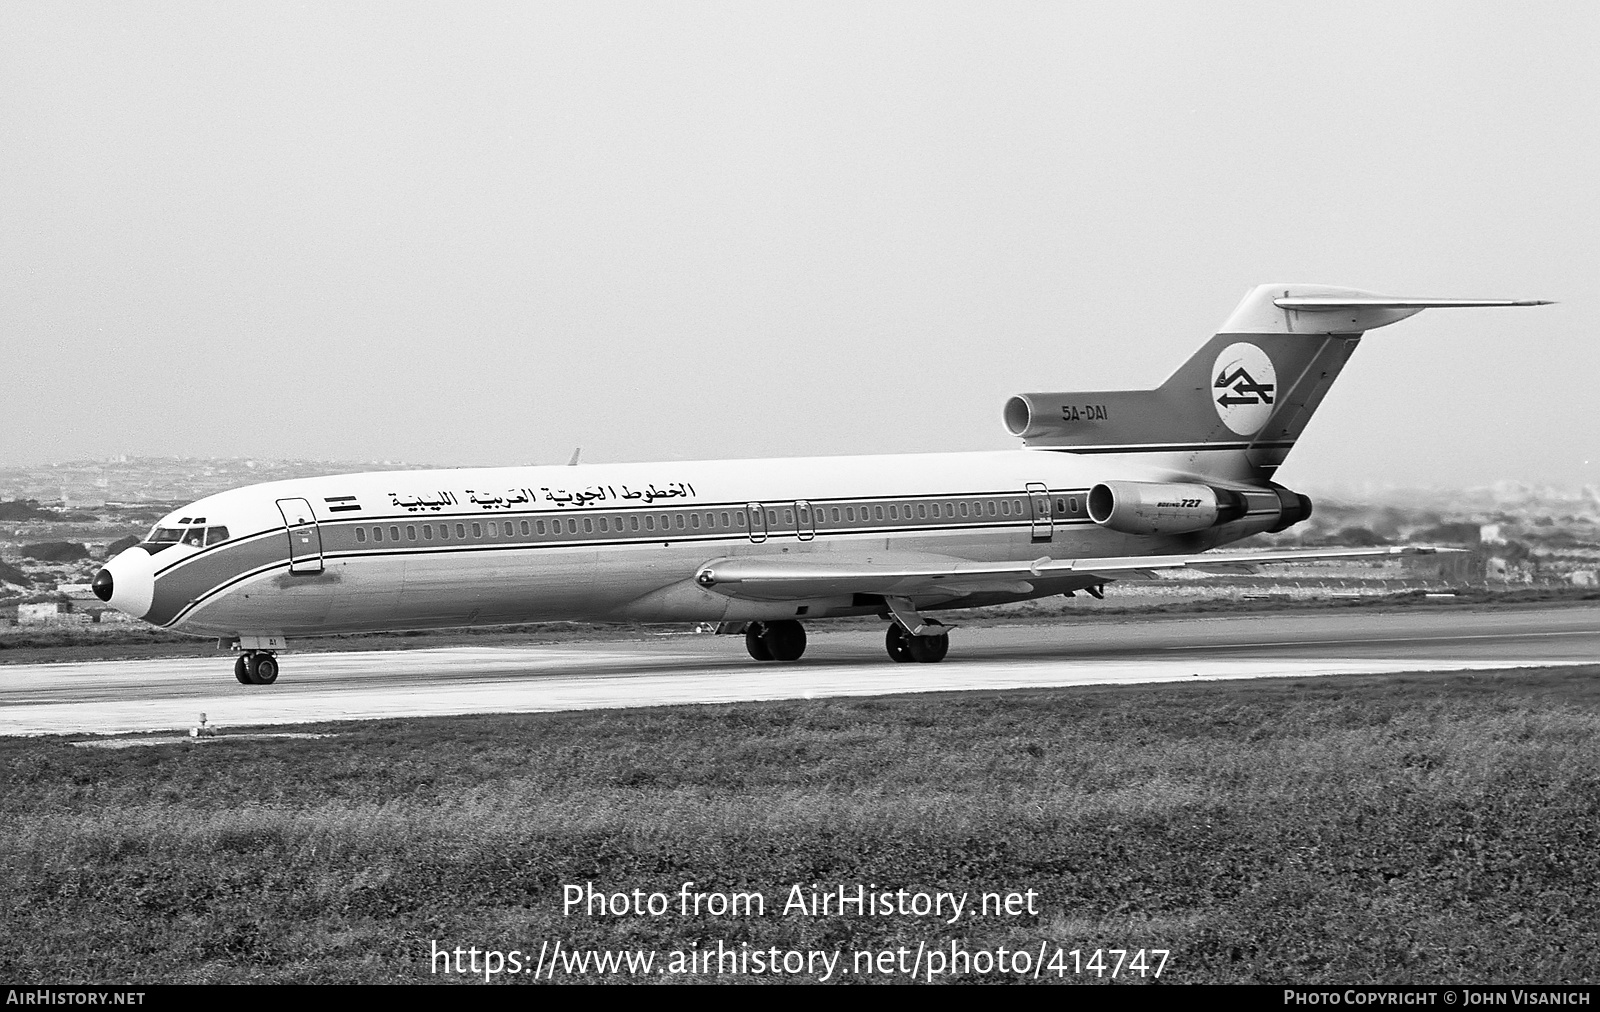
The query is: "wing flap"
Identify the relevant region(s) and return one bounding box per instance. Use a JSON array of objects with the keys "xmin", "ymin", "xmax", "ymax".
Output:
[{"xmin": 694, "ymin": 546, "xmax": 1454, "ymax": 601}]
